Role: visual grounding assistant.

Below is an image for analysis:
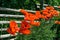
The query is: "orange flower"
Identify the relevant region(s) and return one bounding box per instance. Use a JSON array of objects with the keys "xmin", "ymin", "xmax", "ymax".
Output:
[
  {"xmin": 41, "ymin": 15, "xmax": 46, "ymax": 19},
  {"xmin": 24, "ymin": 16, "xmax": 30, "ymax": 21},
  {"xmin": 51, "ymin": 10, "xmax": 59, "ymax": 16},
  {"xmin": 10, "ymin": 20, "xmax": 19, "ymax": 32},
  {"xmin": 46, "ymin": 6, "xmax": 54, "ymax": 10},
  {"xmin": 7, "ymin": 20, "xmax": 19, "ymax": 35},
  {"xmin": 22, "ymin": 29, "xmax": 31, "ymax": 35},
  {"xmin": 24, "ymin": 13, "xmax": 39, "ymax": 21},
  {"xmin": 21, "ymin": 20, "xmax": 31, "ymax": 29},
  {"xmin": 19, "ymin": 28, "xmax": 31, "ymax": 35},
  {"xmin": 10, "ymin": 21, "xmax": 18, "ymax": 28},
  {"xmin": 35, "ymin": 11, "xmax": 42, "ymax": 19},
  {"xmin": 19, "ymin": 20, "xmax": 31, "ymax": 35},
  {"xmin": 42, "ymin": 12, "xmax": 49, "ymax": 15},
  {"xmin": 30, "ymin": 21, "xmax": 40, "ymax": 26},
  {"xmin": 20, "ymin": 9, "xmax": 28, "ymax": 16},
  {"xmin": 46, "ymin": 14, "xmax": 52, "ymax": 18},
  {"xmin": 7, "ymin": 28, "xmax": 16, "ymax": 35},
  {"xmin": 42, "ymin": 9, "xmax": 48, "ymax": 12},
  {"xmin": 20, "ymin": 10, "xmax": 41, "ymax": 21},
  {"xmin": 54, "ymin": 11, "xmax": 59, "ymax": 16},
  {"xmin": 50, "ymin": 6, "xmax": 54, "ymax": 10},
  {"xmin": 46, "ymin": 7, "xmax": 50, "ymax": 10},
  {"xmin": 29, "ymin": 16, "xmax": 36, "ymax": 21},
  {"xmin": 28, "ymin": 13, "xmax": 35, "ymax": 21}
]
